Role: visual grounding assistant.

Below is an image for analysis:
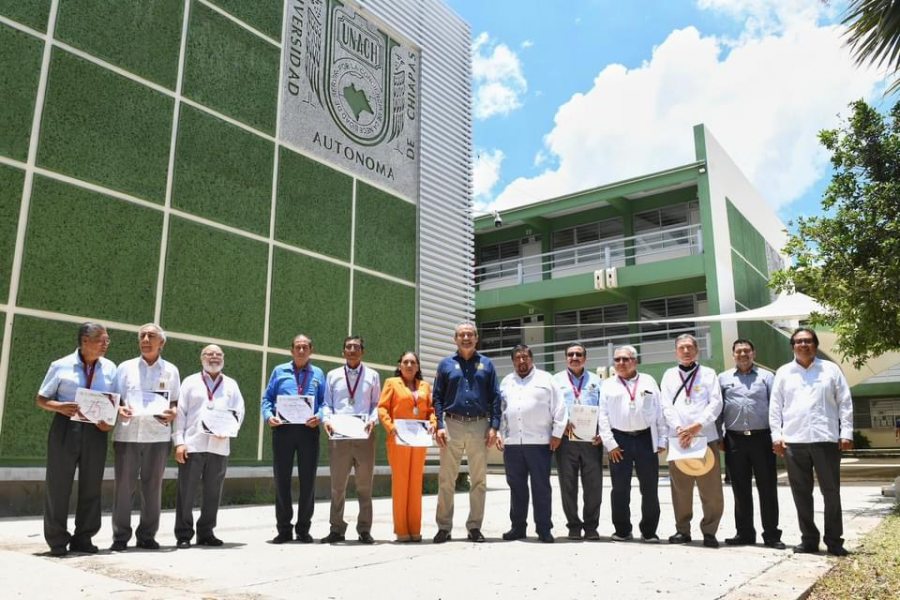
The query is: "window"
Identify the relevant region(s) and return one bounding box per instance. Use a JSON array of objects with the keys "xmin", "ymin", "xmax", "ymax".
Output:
[
  {"xmin": 552, "ymin": 218, "xmax": 624, "ymax": 268},
  {"xmin": 634, "ymin": 202, "xmax": 699, "ymax": 256},
  {"xmin": 477, "ymin": 240, "xmax": 520, "ymax": 281},
  {"xmin": 479, "ymin": 319, "xmax": 523, "ymax": 351},
  {"xmin": 554, "ymin": 304, "xmax": 629, "ymax": 348},
  {"xmin": 639, "ymin": 293, "xmax": 704, "ymax": 341}
]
